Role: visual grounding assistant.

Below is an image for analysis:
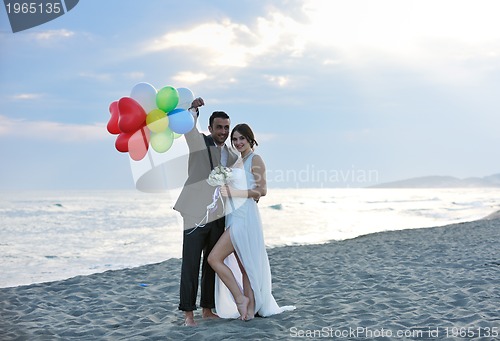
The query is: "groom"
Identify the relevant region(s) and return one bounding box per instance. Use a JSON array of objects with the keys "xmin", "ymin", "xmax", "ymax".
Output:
[{"xmin": 174, "ymin": 97, "xmax": 238, "ymax": 326}]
